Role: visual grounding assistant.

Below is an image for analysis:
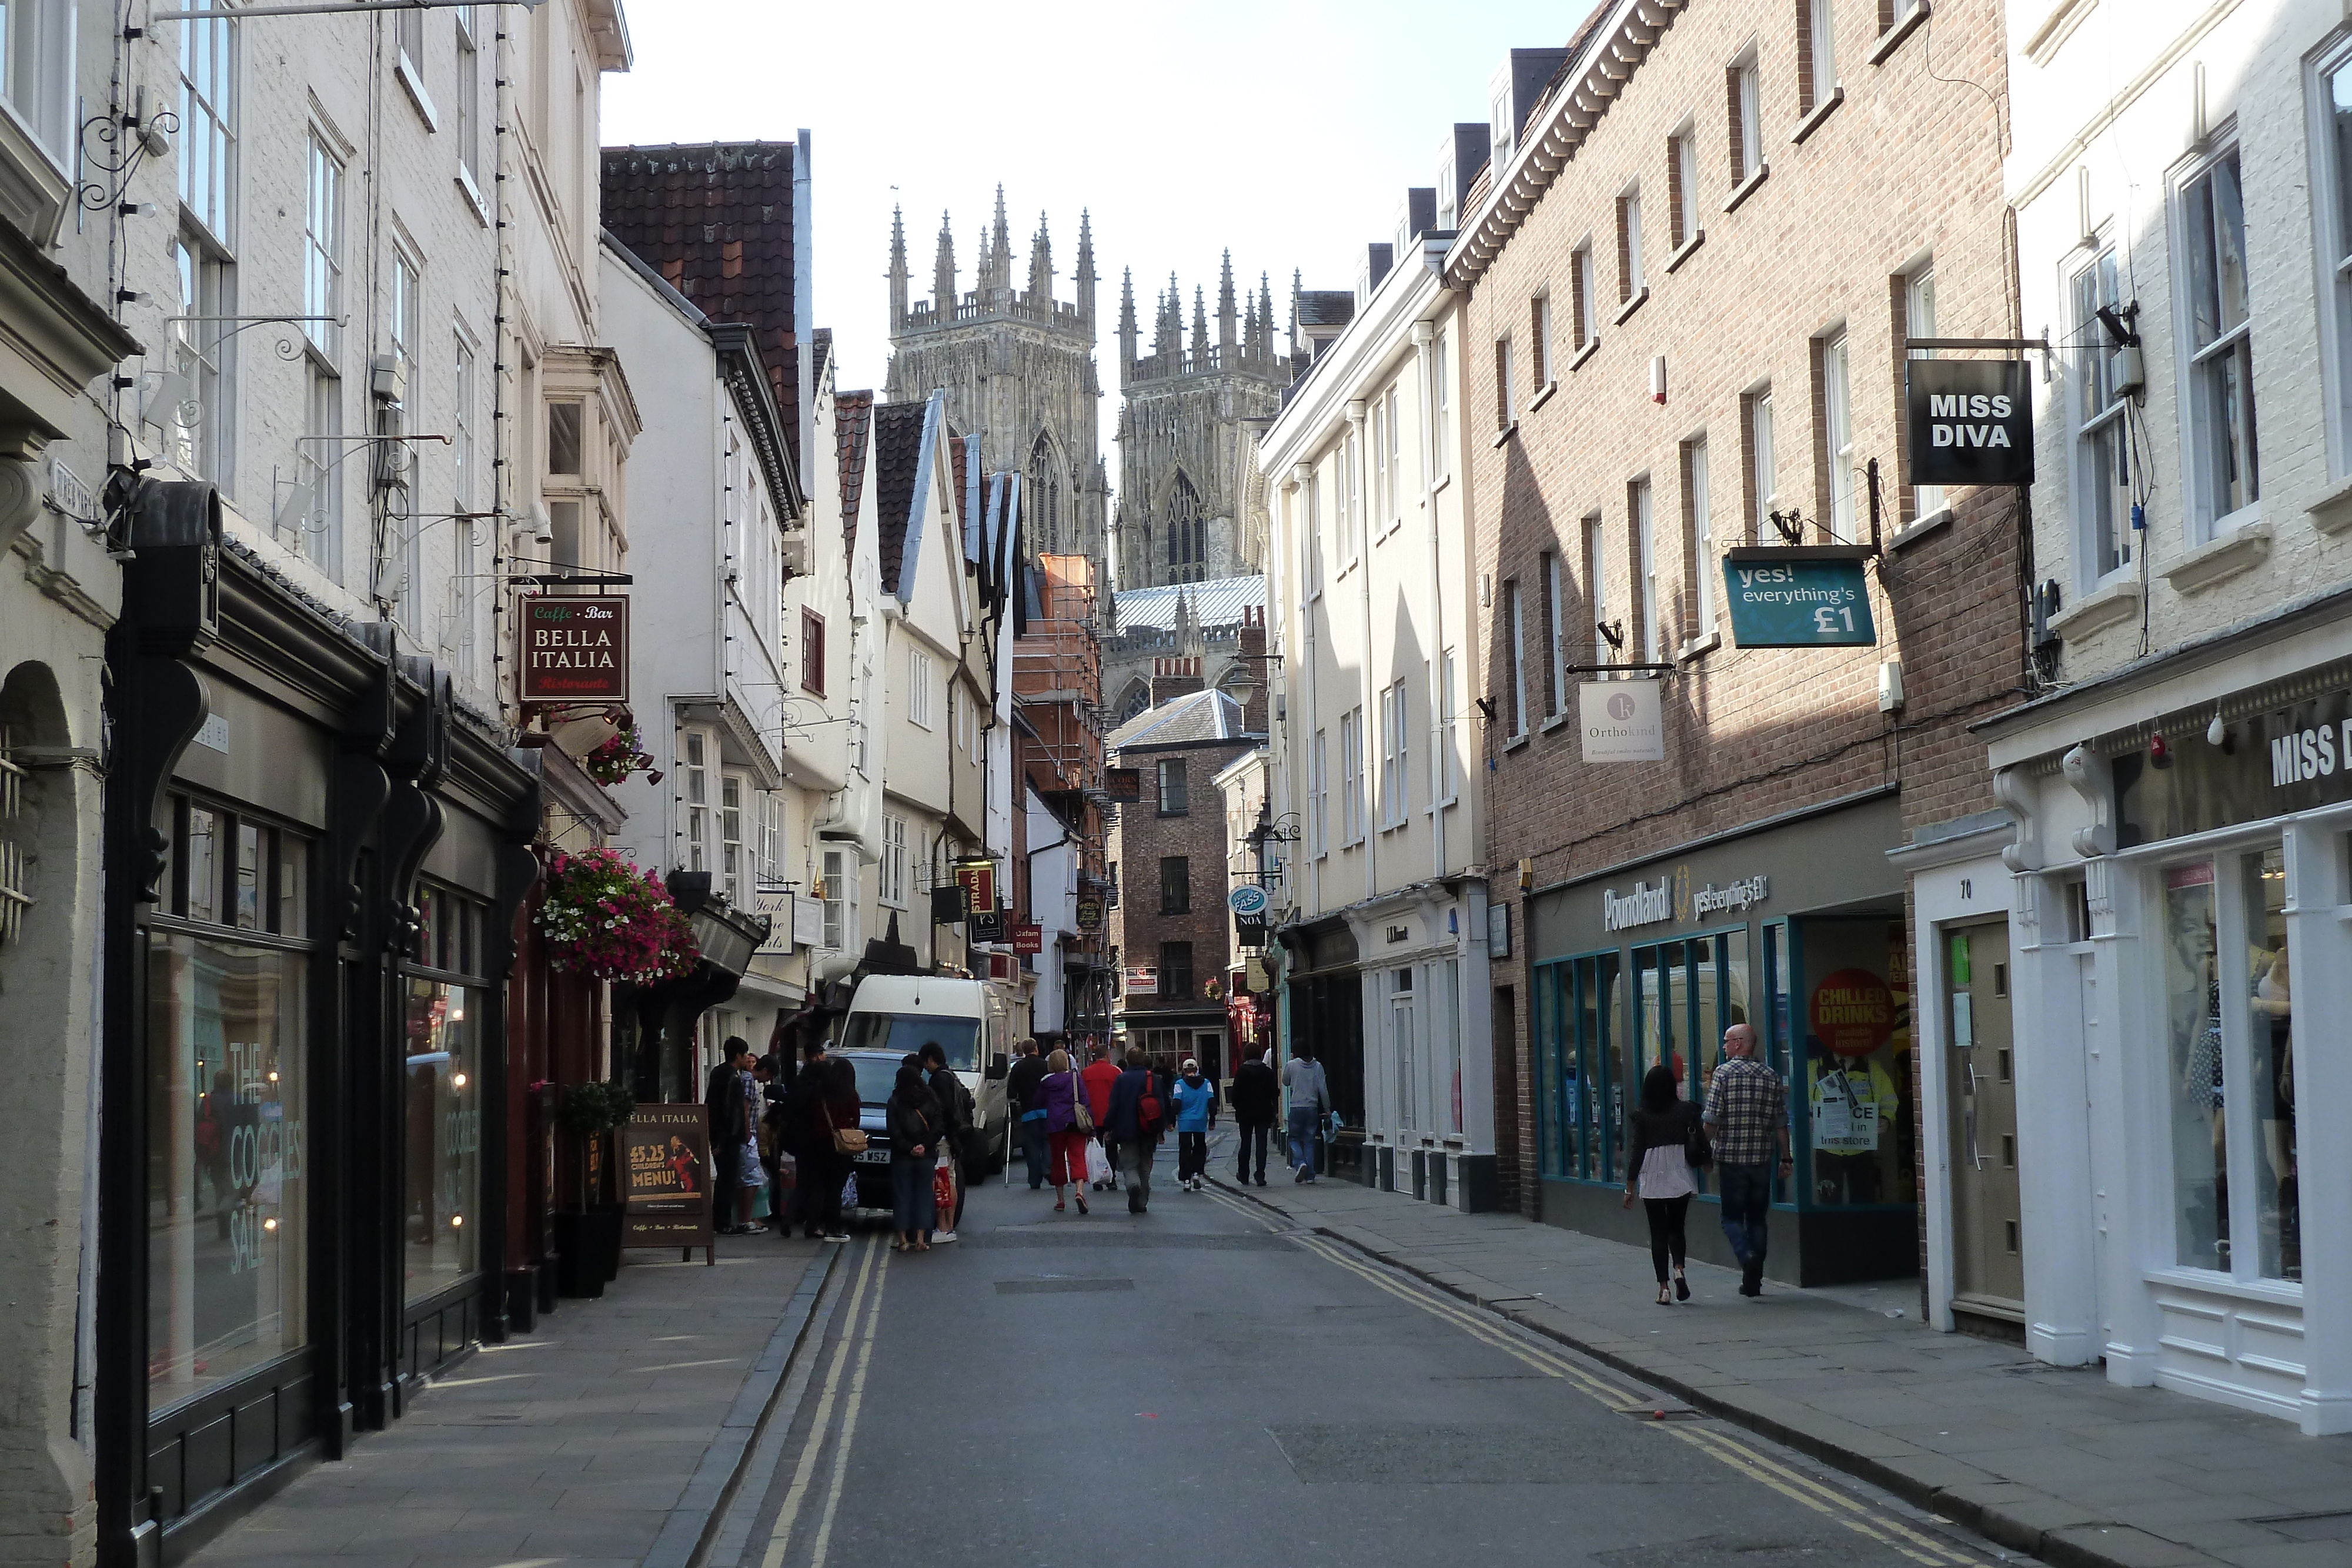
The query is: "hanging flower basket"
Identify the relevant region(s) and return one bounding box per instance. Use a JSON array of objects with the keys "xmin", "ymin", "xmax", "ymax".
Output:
[
  {"xmin": 535, "ymin": 848, "xmax": 700, "ymax": 984},
  {"xmin": 583, "ymin": 722, "xmax": 656, "ymax": 787}
]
